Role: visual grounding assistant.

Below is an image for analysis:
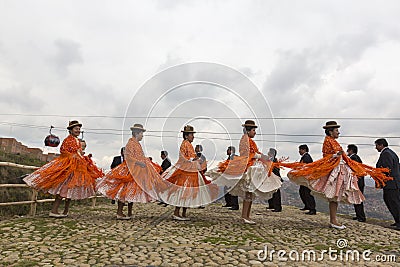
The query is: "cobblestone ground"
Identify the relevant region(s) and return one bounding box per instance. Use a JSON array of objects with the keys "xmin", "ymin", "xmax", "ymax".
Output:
[{"xmin": 1, "ymin": 202, "xmax": 399, "ymax": 266}]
